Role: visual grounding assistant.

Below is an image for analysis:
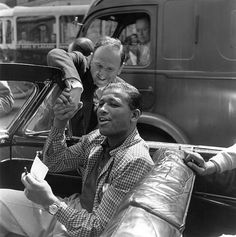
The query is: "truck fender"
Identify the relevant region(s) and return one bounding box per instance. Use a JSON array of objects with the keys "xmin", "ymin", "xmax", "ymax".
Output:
[{"xmin": 138, "ymin": 112, "xmax": 189, "ymax": 144}]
